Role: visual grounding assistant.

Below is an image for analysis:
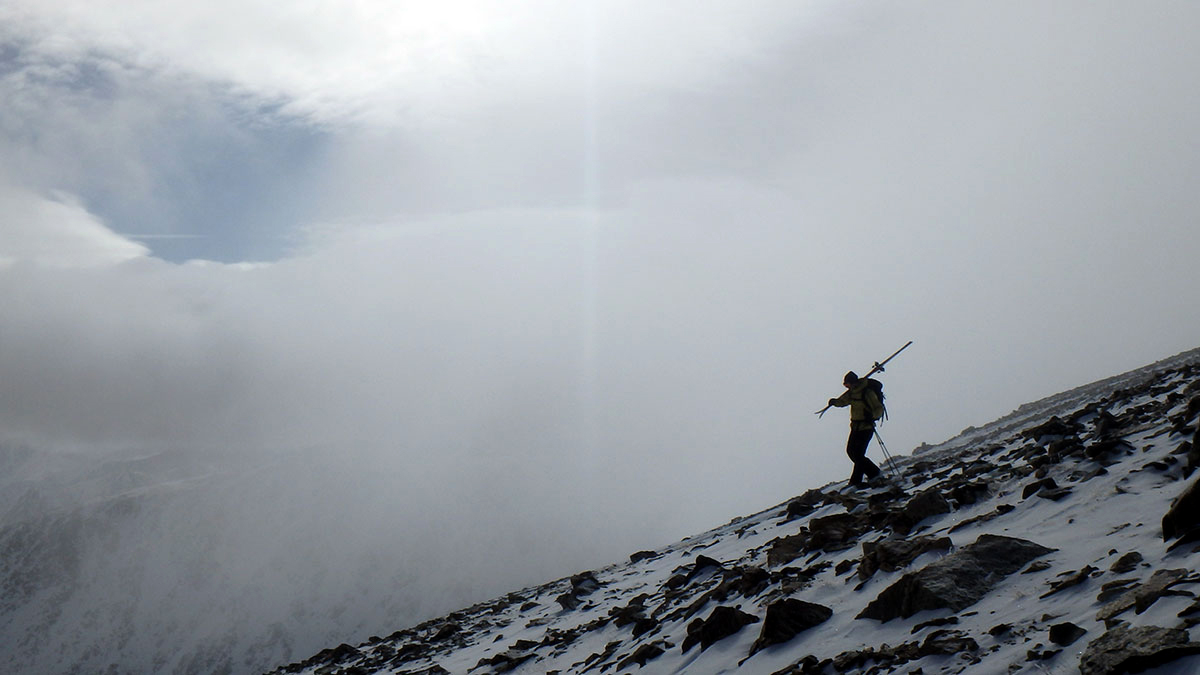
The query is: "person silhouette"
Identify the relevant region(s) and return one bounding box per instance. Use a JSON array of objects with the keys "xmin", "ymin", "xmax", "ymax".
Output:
[{"xmin": 827, "ymin": 371, "xmax": 884, "ymax": 487}]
